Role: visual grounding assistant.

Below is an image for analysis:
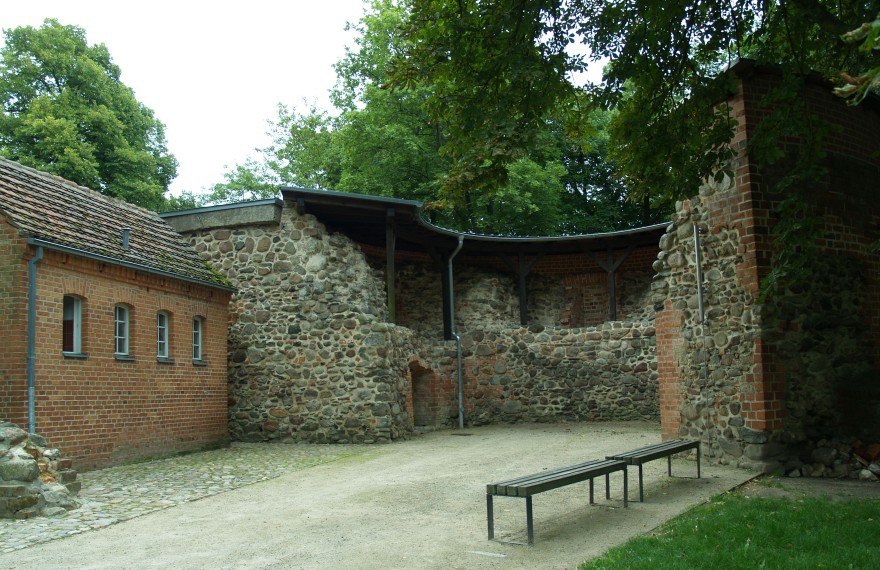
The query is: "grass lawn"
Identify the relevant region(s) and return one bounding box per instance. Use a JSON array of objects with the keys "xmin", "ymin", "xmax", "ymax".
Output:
[{"xmin": 580, "ymin": 486, "xmax": 880, "ymax": 569}]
